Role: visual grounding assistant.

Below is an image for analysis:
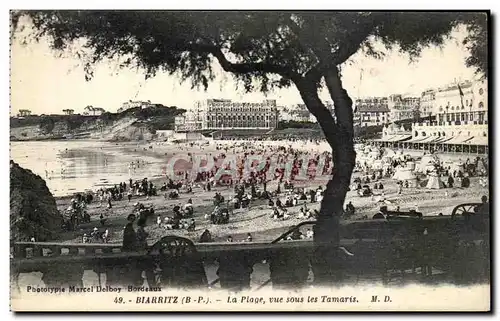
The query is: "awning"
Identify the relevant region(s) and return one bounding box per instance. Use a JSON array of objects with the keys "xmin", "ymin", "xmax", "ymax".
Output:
[
  {"xmin": 432, "ymin": 136, "xmax": 454, "ymax": 144},
  {"xmin": 375, "ymin": 135, "xmax": 406, "ymax": 142},
  {"xmin": 443, "ymin": 136, "xmax": 474, "ymax": 145},
  {"xmin": 394, "ymin": 134, "xmax": 412, "ymax": 142},
  {"xmin": 418, "ymin": 136, "xmax": 442, "ymax": 143},
  {"xmin": 464, "ymin": 136, "xmax": 489, "ymax": 146},
  {"xmin": 405, "ymin": 136, "xmax": 428, "ymax": 143}
]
